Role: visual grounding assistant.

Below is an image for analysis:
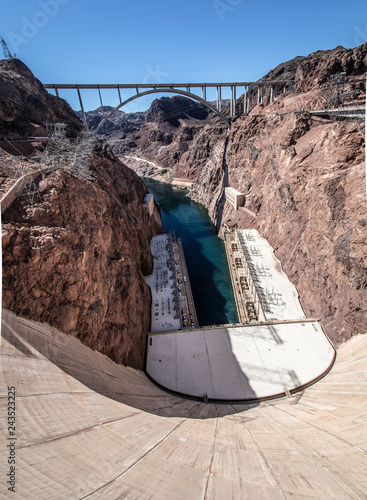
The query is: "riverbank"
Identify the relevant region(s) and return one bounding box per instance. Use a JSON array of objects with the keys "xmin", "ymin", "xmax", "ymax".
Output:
[
  {"xmin": 121, "ymin": 155, "xmax": 193, "ymax": 190},
  {"xmin": 143, "ymin": 178, "xmax": 238, "ymax": 326}
]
